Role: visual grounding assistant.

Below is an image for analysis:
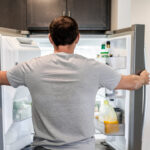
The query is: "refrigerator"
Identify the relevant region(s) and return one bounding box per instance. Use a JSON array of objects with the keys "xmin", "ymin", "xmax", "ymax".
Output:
[{"xmin": 0, "ymin": 24, "xmax": 146, "ymax": 150}]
